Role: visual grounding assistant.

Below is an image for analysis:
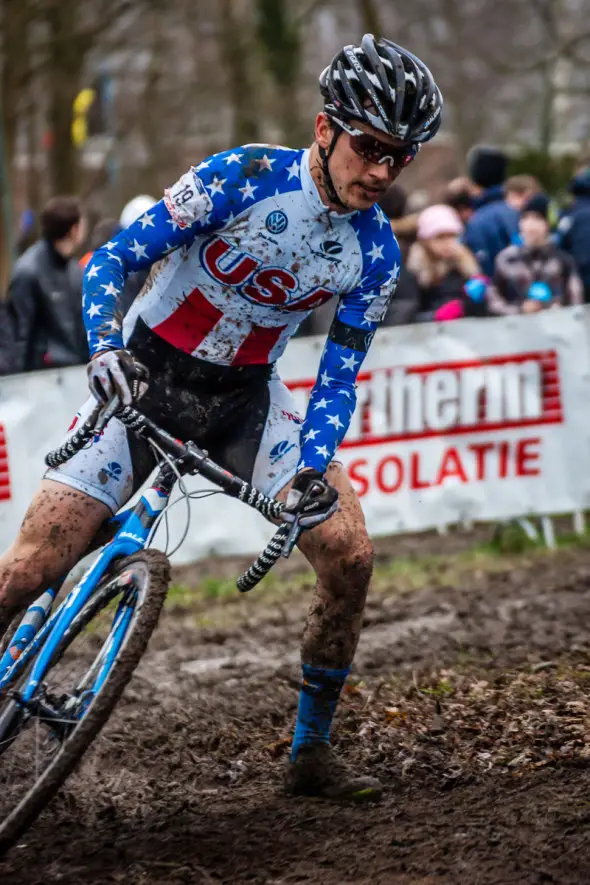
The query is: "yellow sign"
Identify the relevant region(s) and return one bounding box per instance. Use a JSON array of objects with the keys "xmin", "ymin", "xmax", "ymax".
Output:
[{"xmin": 71, "ymin": 88, "xmax": 96, "ymax": 147}]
